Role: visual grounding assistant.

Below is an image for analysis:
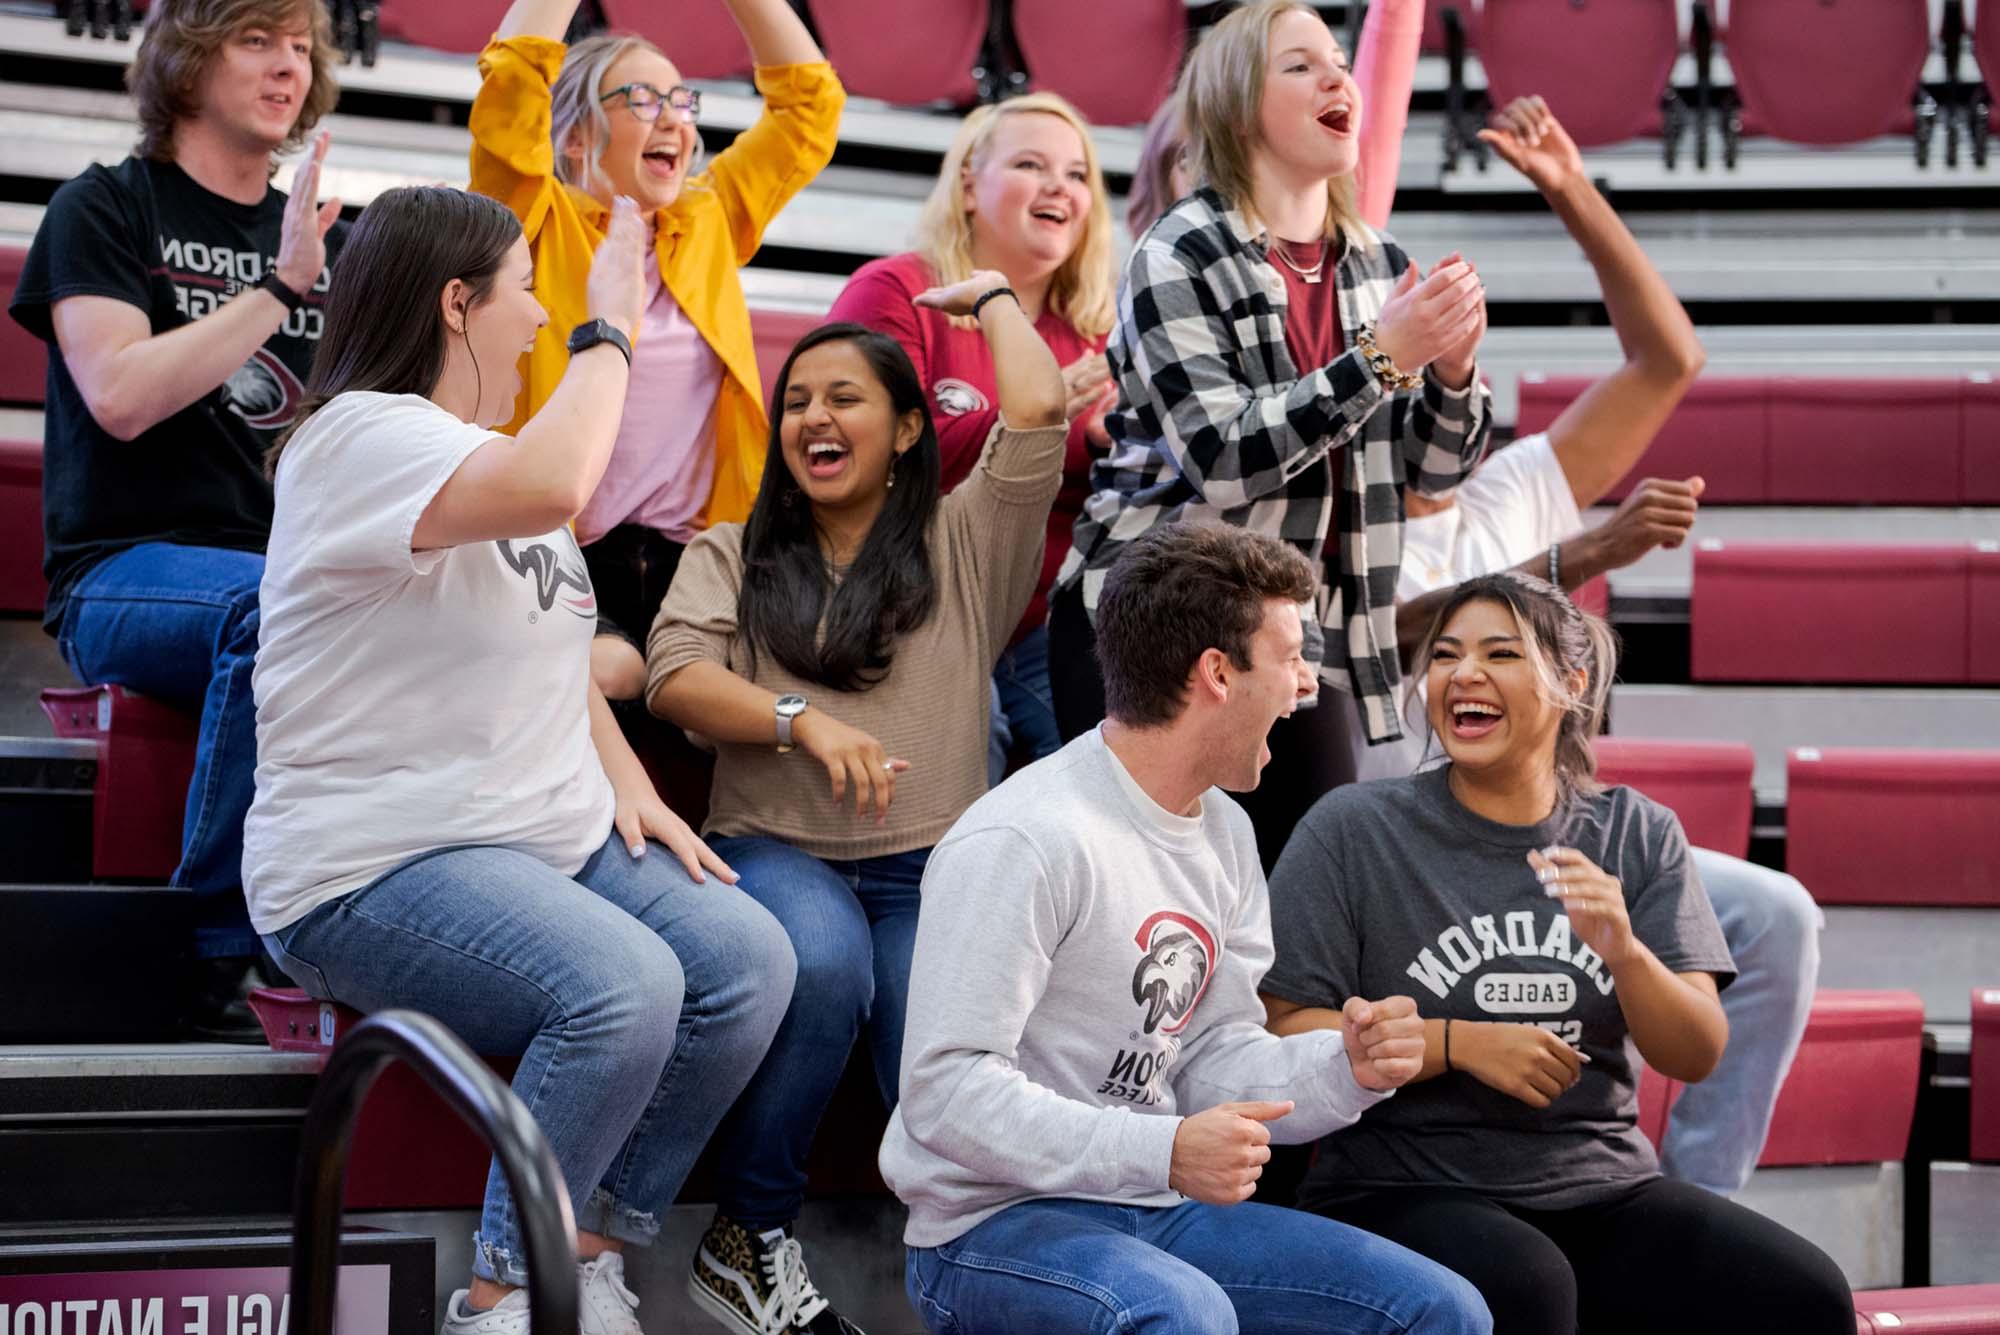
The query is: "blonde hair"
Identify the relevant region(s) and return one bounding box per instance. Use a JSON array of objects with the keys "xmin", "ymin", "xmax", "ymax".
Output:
[
  {"xmin": 1180, "ymin": 0, "xmax": 1360, "ymax": 240},
  {"xmin": 913, "ymin": 92, "xmax": 1115, "ymax": 338},
  {"xmin": 550, "ymin": 32, "xmax": 707, "ymax": 198},
  {"xmin": 1411, "ymin": 572, "xmax": 1621, "ymax": 801}
]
